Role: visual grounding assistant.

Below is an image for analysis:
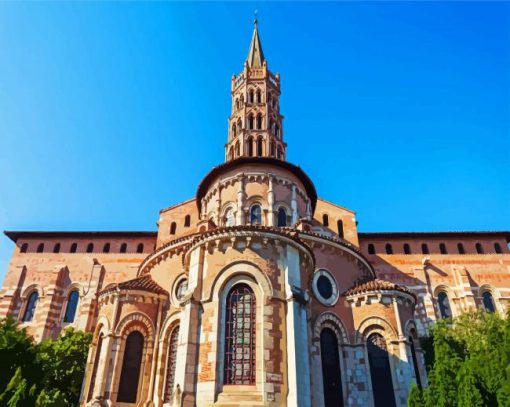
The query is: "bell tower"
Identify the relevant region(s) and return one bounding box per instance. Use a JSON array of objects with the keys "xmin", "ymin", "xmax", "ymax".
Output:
[{"xmin": 225, "ymin": 18, "xmax": 286, "ymax": 162}]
